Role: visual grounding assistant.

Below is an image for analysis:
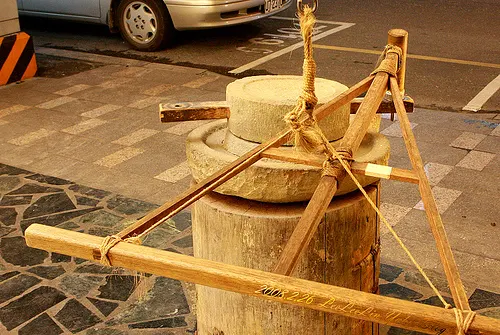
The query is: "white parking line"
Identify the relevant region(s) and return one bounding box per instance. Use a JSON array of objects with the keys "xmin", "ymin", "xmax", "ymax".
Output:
[
  {"xmin": 229, "ymin": 18, "xmax": 355, "ymax": 74},
  {"xmin": 462, "ymin": 74, "xmax": 500, "ymax": 112}
]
